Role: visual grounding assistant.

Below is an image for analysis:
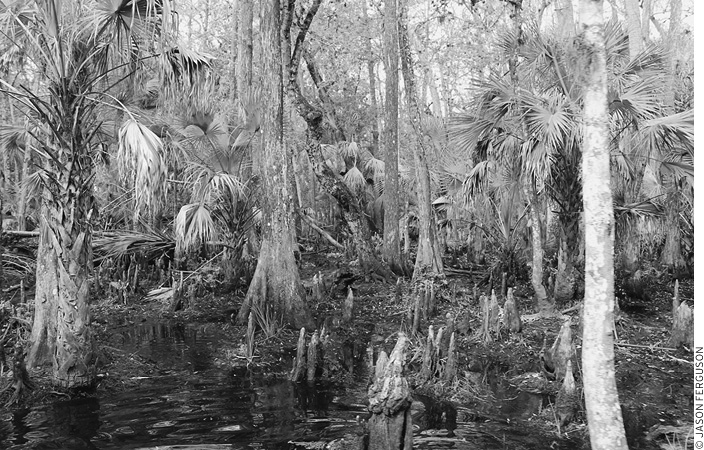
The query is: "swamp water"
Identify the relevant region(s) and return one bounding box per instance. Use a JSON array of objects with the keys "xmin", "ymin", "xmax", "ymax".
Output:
[{"xmin": 0, "ymin": 322, "xmax": 582, "ymax": 449}]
